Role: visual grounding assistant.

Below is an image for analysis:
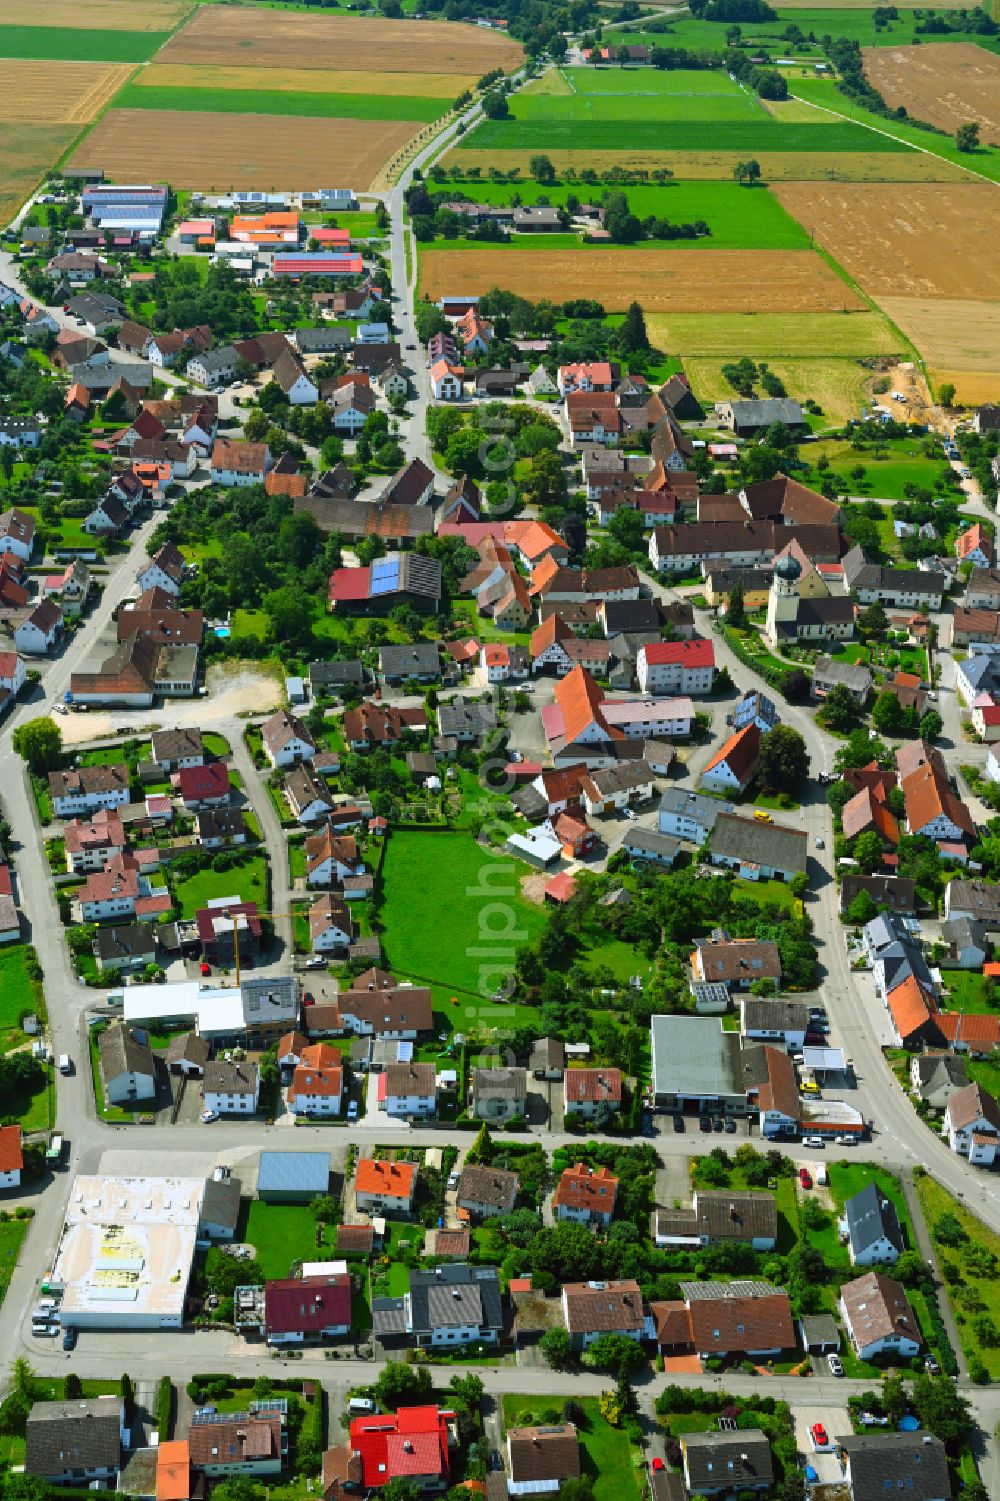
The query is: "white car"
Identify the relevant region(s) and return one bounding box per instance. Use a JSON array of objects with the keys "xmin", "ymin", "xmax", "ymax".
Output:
[
  {"xmin": 623, "ymin": 808, "xmax": 637, "ymax": 821},
  {"xmin": 201, "ymin": 1110, "xmax": 220, "ymax": 1124},
  {"xmin": 827, "ymin": 1353, "xmax": 844, "ymax": 1377},
  {"xmin": 836, "ymin": 1134, "xmax": 858, "ymax": 1145},
  {"xmin": 802, "ymin": 1135, "xmax": 825, "ymax": 1148},
  {"xmin": 815, "ymin": 836, "xmax": 824, "ymax": 849},
  {"xmin": 347, "ymin": 1101, "xmax": 359, "ymax": 1121}
]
